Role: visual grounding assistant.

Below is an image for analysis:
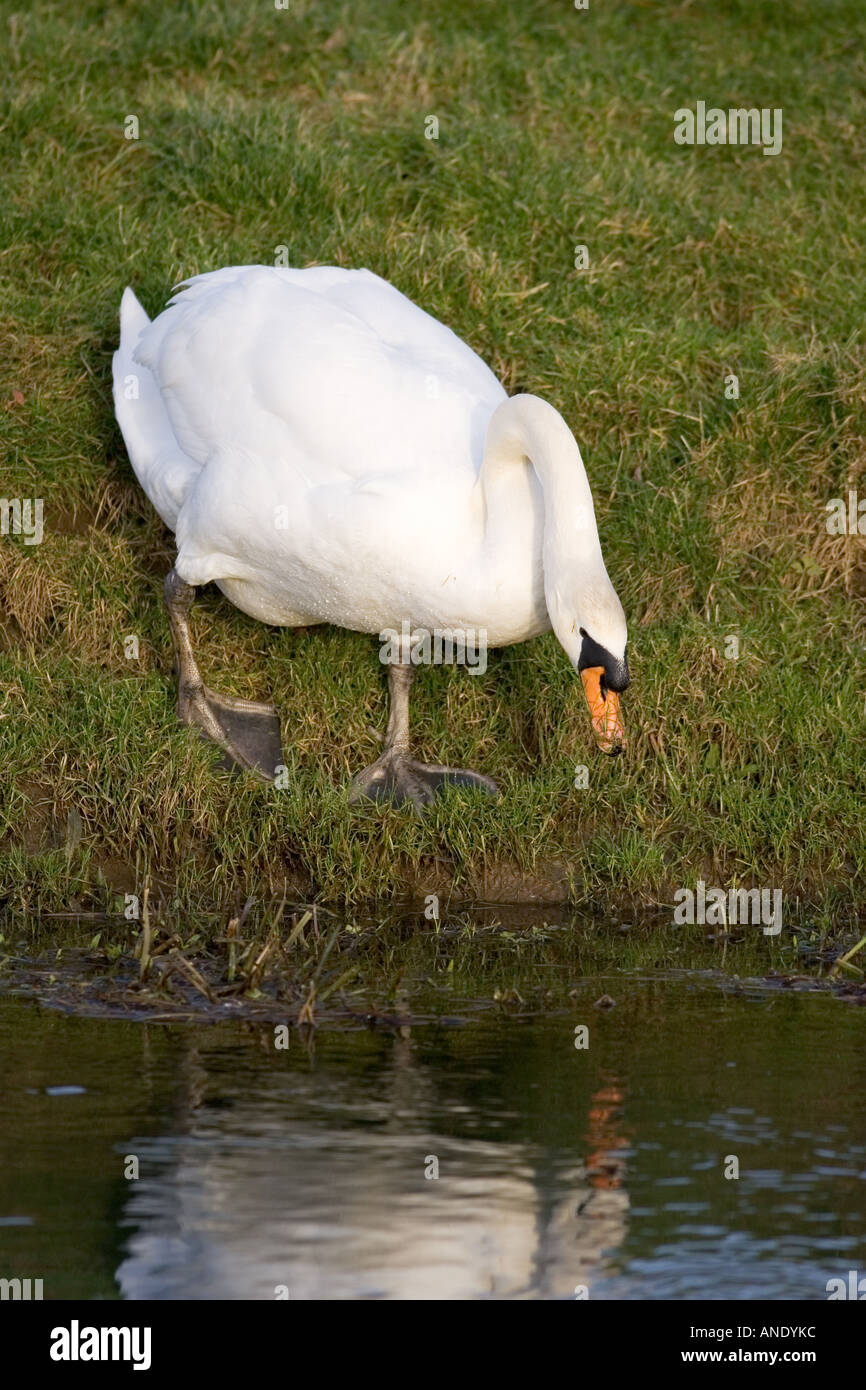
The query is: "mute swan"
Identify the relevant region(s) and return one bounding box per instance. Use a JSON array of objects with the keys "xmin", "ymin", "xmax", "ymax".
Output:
[{"xmin": 112, "ymin": 265, "xmax": 629, "ymax": 808}]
